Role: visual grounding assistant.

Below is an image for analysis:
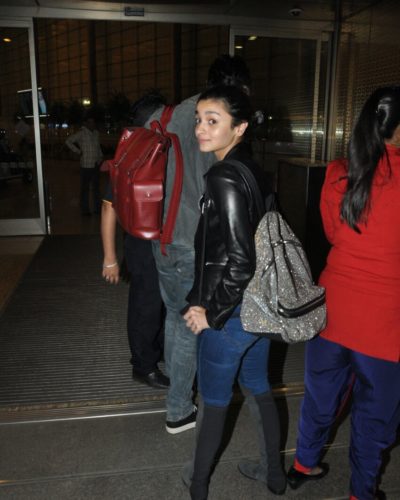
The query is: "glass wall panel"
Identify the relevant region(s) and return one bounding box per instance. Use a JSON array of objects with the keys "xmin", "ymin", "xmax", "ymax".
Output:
[
  {"xmin": 0, "ymin": 27, "xmax": 41, "ymax": 222},
  {"xmin": 333, "ymin": 0, "xmax": 400, "ymax": 158},
  {"xmin": 234, "ymin": 35, "xmax": 327, "ymax": 176}
]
